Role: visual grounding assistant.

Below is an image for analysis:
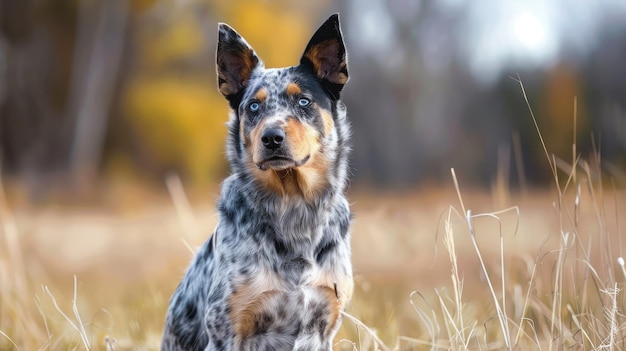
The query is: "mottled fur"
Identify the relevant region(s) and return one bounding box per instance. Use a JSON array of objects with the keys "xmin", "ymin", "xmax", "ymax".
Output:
[{"xmin": 161, "ymin": 14, "xmax": 353, "ymax": 351}]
